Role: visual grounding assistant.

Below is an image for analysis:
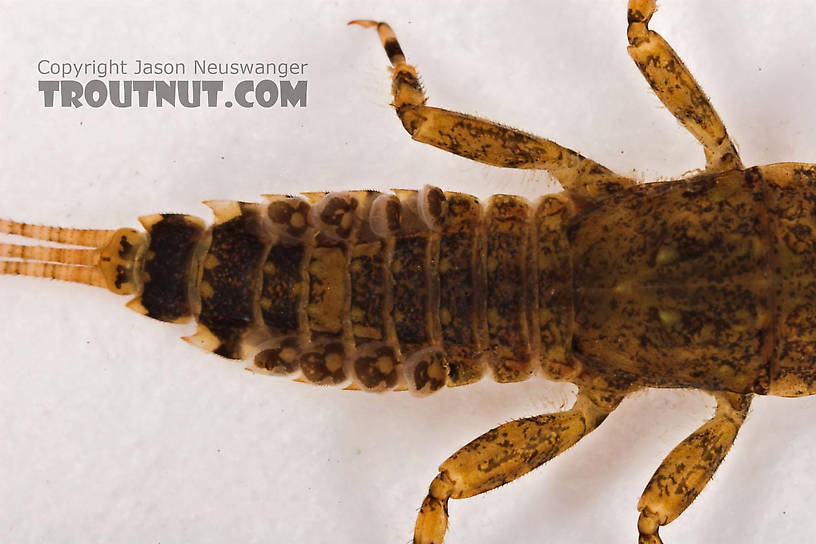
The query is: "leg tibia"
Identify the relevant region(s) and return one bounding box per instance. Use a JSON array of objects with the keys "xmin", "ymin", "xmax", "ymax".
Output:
[
  {"xmin": 413, "ymin": 389, "xmax": 623, "ymax": 544},
  {"xmin": 627, "ymin": 0, "xmax": 742, "ymax": 172},
  {"xmin": 637, "ymin": 391, "xmax": 751, "ymax": 543},
  {"xmin": 351, "ymin": 20, "xmax": 635, "ymax": 203}
]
